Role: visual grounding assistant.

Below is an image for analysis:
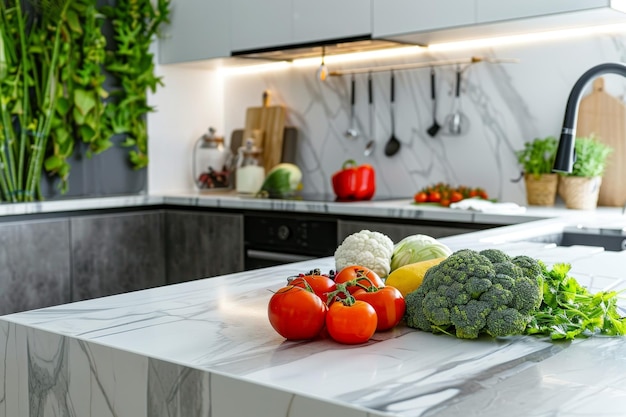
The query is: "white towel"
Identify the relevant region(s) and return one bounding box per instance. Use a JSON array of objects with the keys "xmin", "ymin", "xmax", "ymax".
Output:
[{"xmin": 449, "ymin": 198, "xmax": 526, "ymax": 214}]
